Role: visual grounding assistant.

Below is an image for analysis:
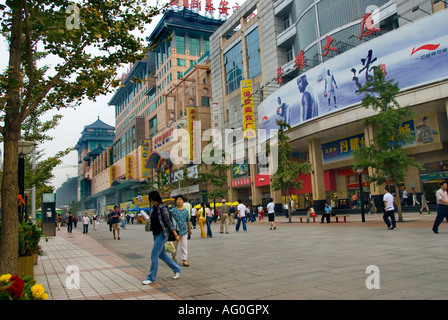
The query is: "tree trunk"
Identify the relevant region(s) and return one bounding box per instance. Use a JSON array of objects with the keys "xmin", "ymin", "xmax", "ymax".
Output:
[
  {"xmin": 287, "ymin": 191, "xmax": 292, "ymax": 223},
  {"xmin": 0, "ymin": 127, "xmax": 21, "ymax": 275},
  {"xmin": 0, "ymin": 2, "xmax": 23, "ymax": 275},
  {"xmin": 394, "ymin": 181, "xmax": 404, "ymax": 222}
]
